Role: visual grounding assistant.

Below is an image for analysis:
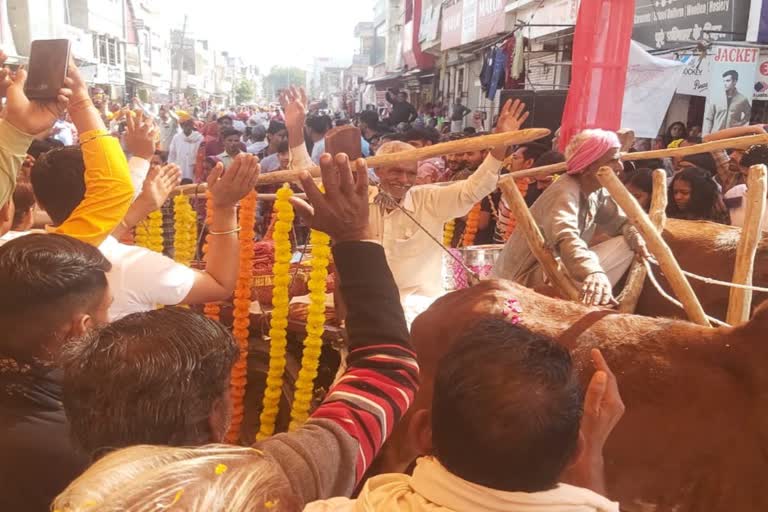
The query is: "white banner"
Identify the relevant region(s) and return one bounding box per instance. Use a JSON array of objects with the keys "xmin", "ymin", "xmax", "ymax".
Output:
[
  {"xmin": 675, "ymin": 53, "xmax": 710, "ymax": 97},
  {"xmin": 622, "ymin": 41, "xmax": 685, "ymax": 138},
  {"xmin": 461, "ymin": 0, "xmax": 478, "ymax": 44}
]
